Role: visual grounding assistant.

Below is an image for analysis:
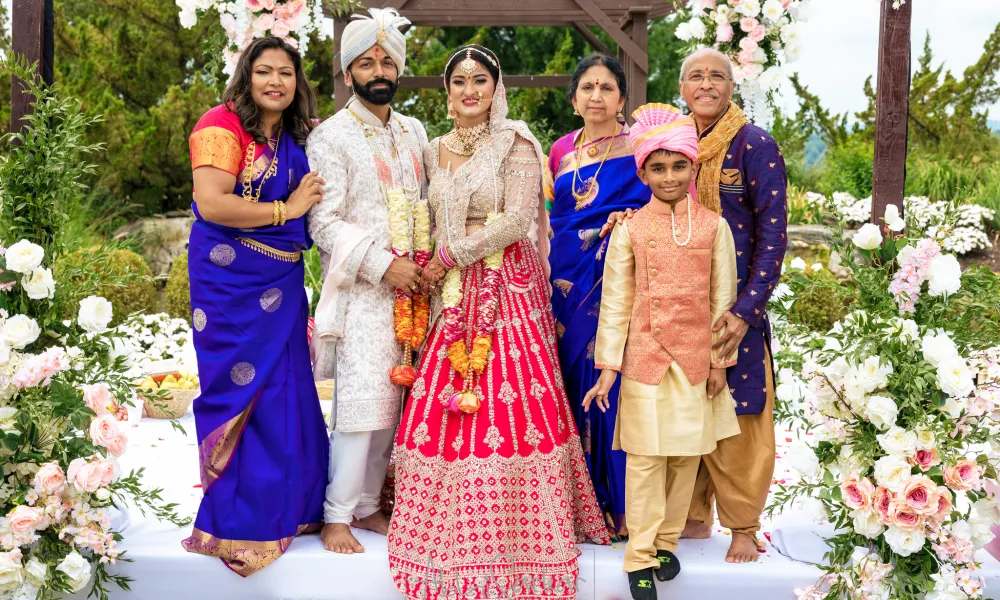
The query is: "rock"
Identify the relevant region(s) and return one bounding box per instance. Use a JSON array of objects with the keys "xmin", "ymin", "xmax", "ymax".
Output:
[
  {"xmin": 787, "ymin": 224, "xmax": 833, "ymax": 247},
  {"xmin": 828, "ymin": 251, "xmax": 852, "ymax": 280},
  {"xmin": 114, "ymin": 212, "xmax": 194, "ymax": 277}
]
